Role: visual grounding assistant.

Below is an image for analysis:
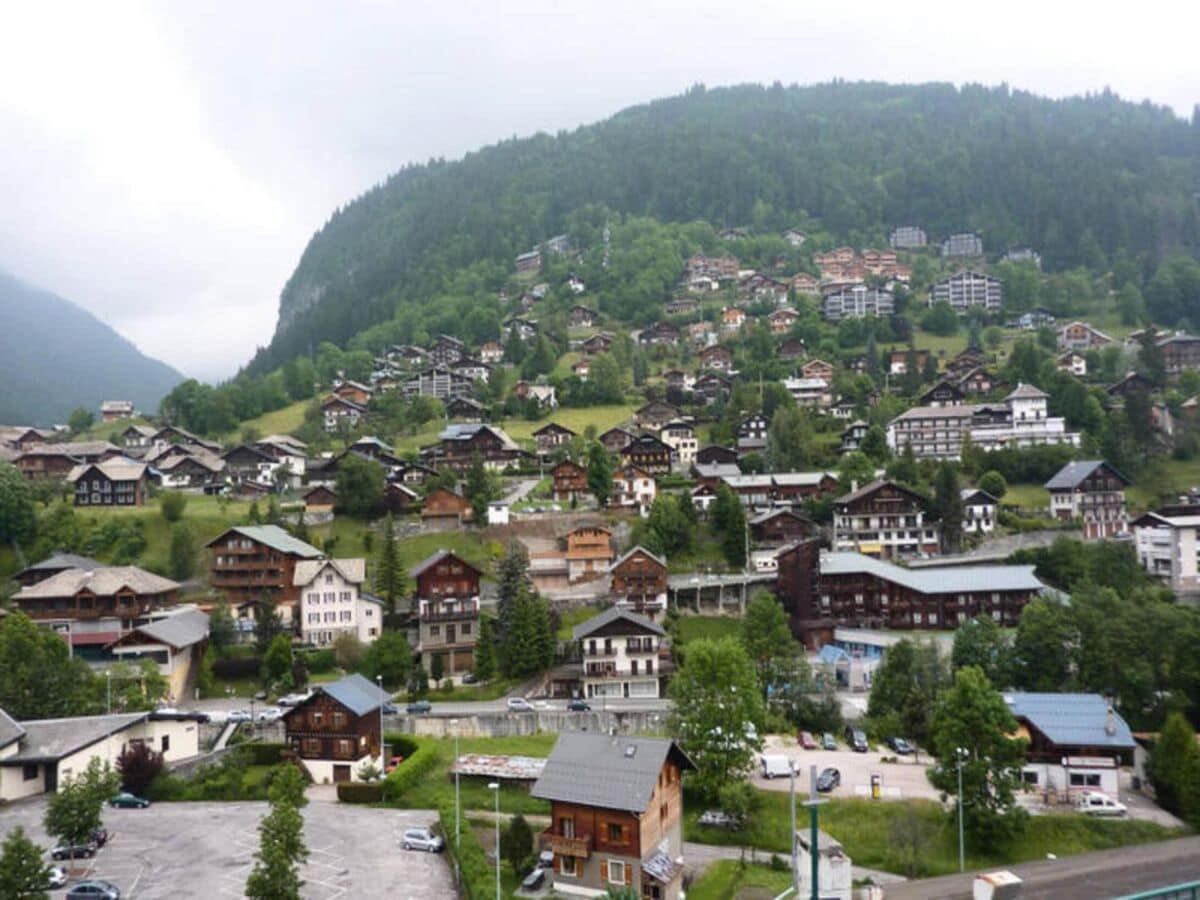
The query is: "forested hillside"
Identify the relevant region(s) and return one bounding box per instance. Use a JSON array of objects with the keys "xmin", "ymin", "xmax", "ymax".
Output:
[
  {"xmin": 0, "ymin": 271, "xmax": 183, "ymax": 425},
  {"xmin": 251, "ymin": 81, "xmax": 1200, "ymax": 374}
]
